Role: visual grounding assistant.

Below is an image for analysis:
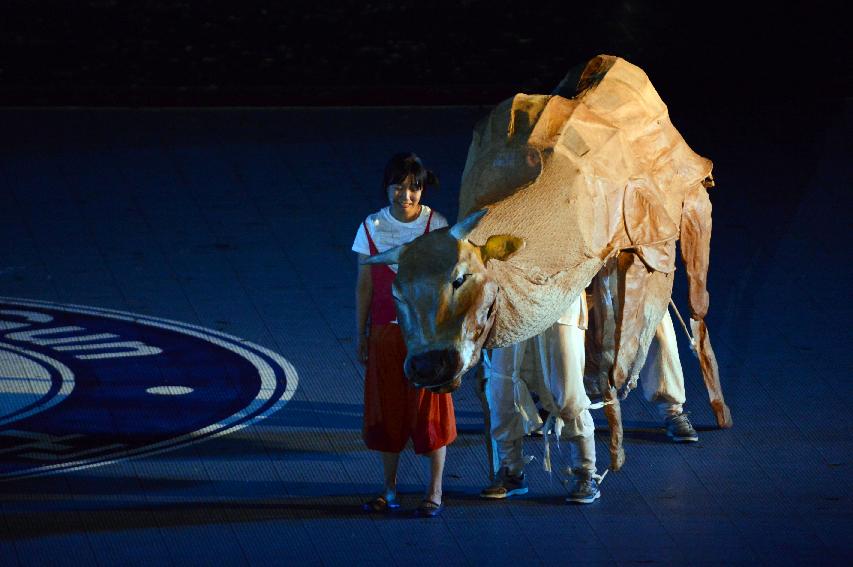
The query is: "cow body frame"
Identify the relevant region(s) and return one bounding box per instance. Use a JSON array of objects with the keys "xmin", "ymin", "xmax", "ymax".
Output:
[{"xmin": 366, "ymin": 55, "xmax": 732, "ymax": 471}]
